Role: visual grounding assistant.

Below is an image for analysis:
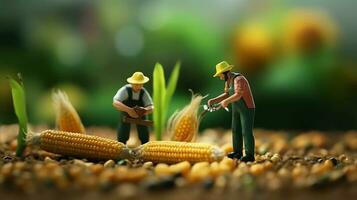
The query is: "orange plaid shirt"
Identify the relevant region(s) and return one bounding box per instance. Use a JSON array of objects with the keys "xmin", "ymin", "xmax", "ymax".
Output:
[{"xmin": 231, "ymin": 75, "xmax": 255, "ymax": 109}]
